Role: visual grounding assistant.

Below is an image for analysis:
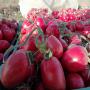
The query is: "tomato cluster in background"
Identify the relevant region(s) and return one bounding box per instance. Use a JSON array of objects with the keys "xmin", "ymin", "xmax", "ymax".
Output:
[
  {"xmin": 0, "ymin": 8, "xmax": 90, "ymax": 90},
  {"xmin": 0, "ymin": 19, "xmax": 18, "ymax": 64}
]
